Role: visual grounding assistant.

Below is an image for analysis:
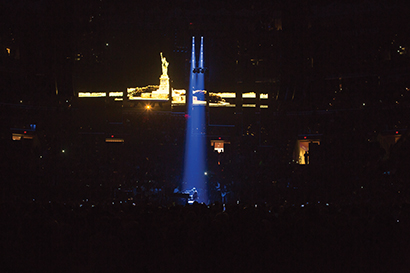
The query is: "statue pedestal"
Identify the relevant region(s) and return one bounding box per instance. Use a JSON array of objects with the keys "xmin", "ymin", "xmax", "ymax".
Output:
[
  {"xmin": 159, "ymin": 74, "xmax": 170, "ymax": 93},
  {"xmin": 151, "ymin": 74, "xmax": 170, "ymax": 99}
]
